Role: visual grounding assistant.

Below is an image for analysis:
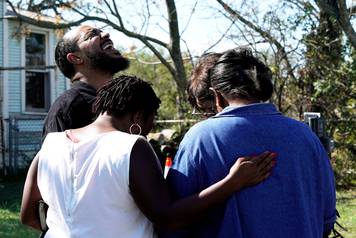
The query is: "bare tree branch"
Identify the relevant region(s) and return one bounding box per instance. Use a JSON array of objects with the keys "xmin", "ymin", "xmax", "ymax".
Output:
[
  {"xmin": 141, "ymin": 0, "xmax": 152, "ymax": 35},
  {"xmin": 202, "ymin": 19, "xmax": 235, "ymax": 55},
  {"xmin": 27, "ymin": 0, "xmax": 34, "ymax": 10},
  {"xmin": 102, "ymin": 0, "xmax": 117, "ymax": 17},
  {"xmin": 180, "ymin": 0, "xmax": 198, "ymax": 37},
  {"xmin": 165, "ymin": 0, "xmax": 187, "ymax": 91},
  {"xmin": 336, "ymin": 0, "xmax": 356, "ymax": 48},
  {"xmin": 6, "ymin": 0, "xmax": 84, "ymax": 28},
  {"xmin": 216, "ymin": 0, "xmax": 297, "ymax": 81},
  {"xmin": 7, "ymin": 0, "xmax": 176, "ymax": 76},
  {"xmin": 286, "ymin": 0, "xmax": 318, "ymax": 18},
  {"xmin": 181, "ymin": 38, "xmax": 194, "ymax": 68},
  {"xmin": 111, "ymin": 0, "xmax": 121, "ymax": 22},
  {"xmin": 6, "ymin": 0, "xmax": 192, "ymax": 112},
  {"xmin": 349, "ymin": 5, "xmax": 356, "ymax": 15}
]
